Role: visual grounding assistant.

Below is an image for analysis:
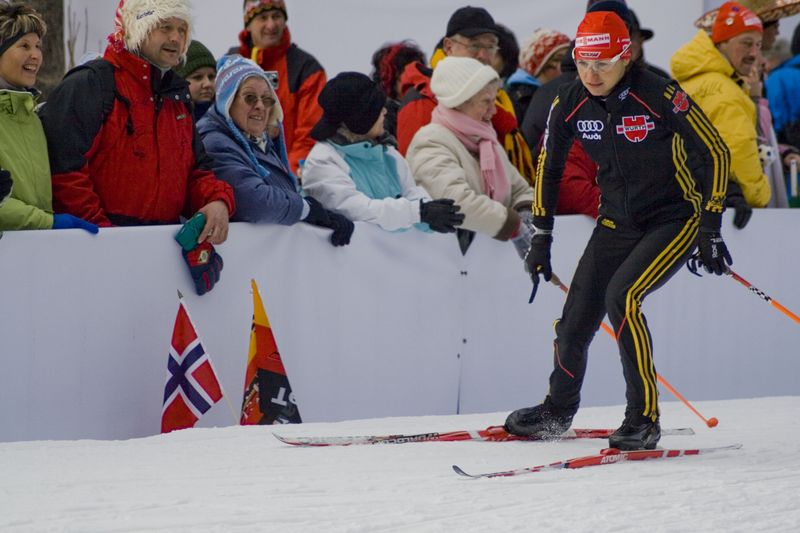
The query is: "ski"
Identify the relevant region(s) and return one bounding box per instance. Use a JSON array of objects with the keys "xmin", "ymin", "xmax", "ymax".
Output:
[
  {"xmin": 274, "ymin": 425, "xmax": 695, "ymax": 447},
  {"xmin": 452, "ymin": 443, "xmax": 743, "ymax": 479}
]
